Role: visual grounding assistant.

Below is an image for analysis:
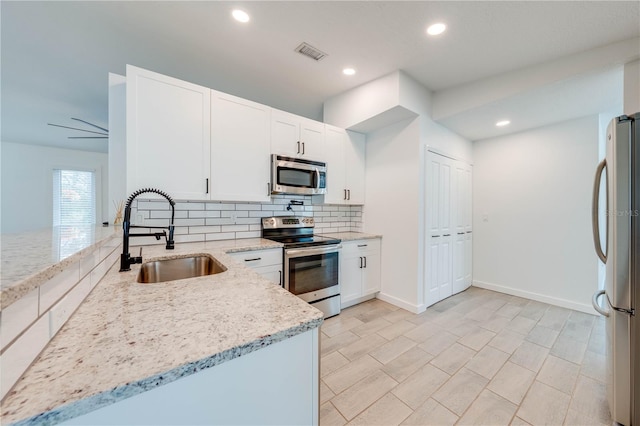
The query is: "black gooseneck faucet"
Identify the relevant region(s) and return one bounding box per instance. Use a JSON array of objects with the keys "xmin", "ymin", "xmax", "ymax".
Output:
[{"xmin": 120, "ymin": 188, "xmax": 175, "ymax": 272}]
